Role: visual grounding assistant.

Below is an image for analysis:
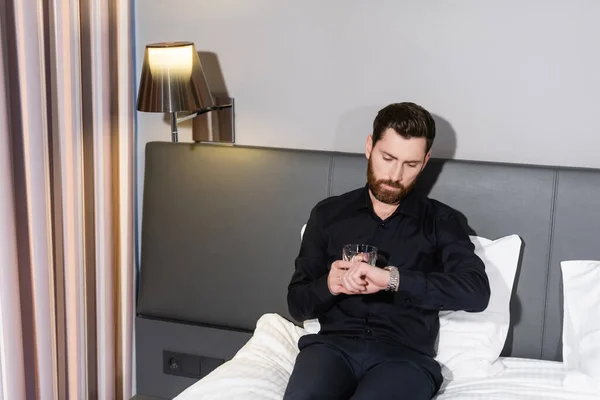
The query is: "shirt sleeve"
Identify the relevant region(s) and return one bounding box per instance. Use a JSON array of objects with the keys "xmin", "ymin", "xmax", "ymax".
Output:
[
  {"xmin": 396, "ymin": 210, "xmax": 491, "ymax": 312},
  {"xmin": 287, "ymin": 205, "xmax": 339, "ymax": 321}
]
